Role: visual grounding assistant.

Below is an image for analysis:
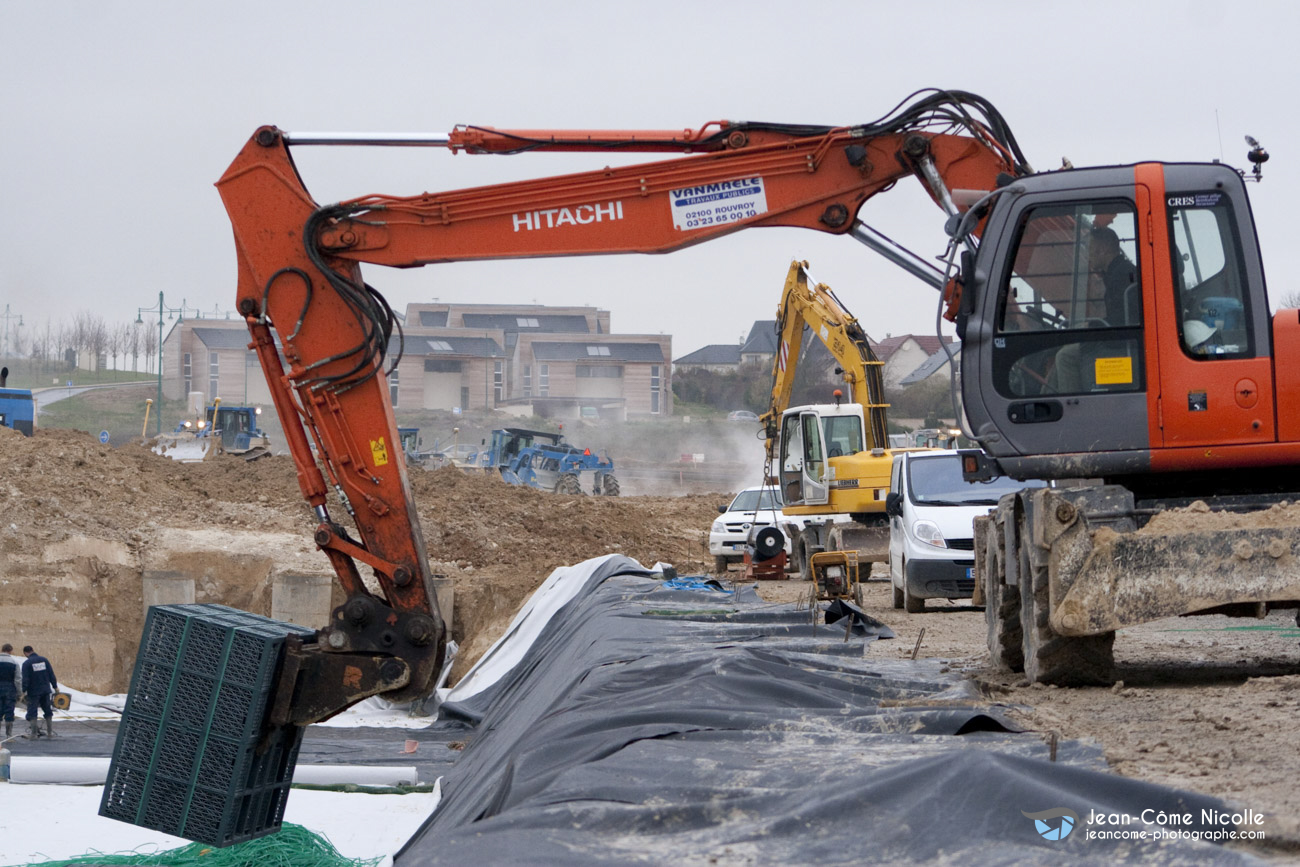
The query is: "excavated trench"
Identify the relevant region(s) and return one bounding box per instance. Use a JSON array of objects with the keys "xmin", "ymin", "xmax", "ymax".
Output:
[{"xmin": 0, "ymin": 426, "xmax": 721, "ymax": 692}]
